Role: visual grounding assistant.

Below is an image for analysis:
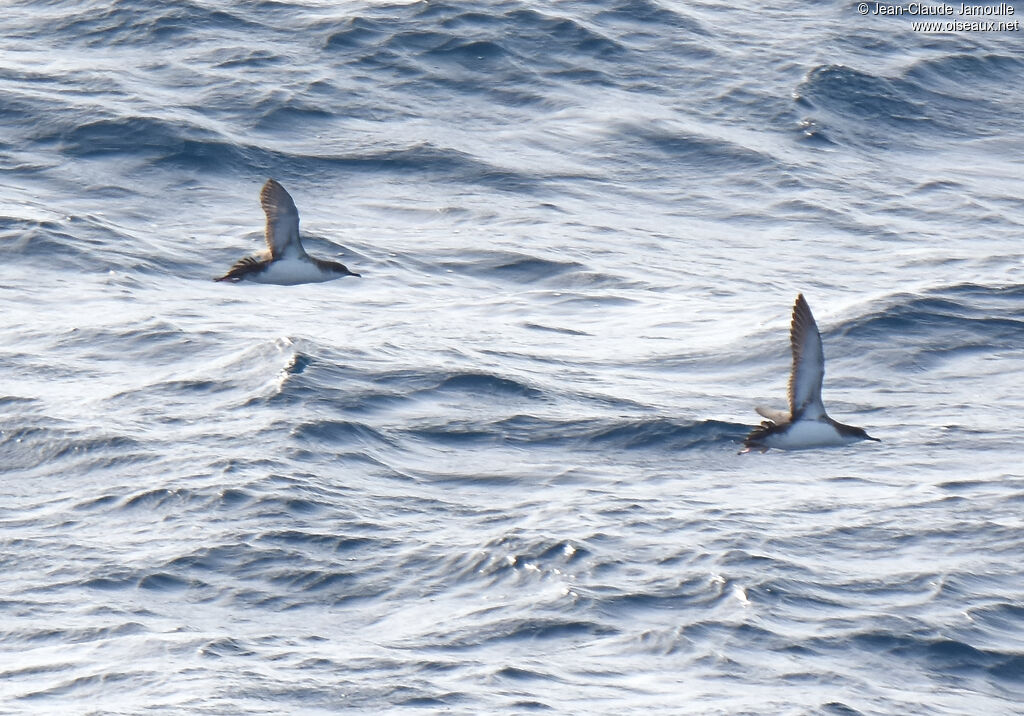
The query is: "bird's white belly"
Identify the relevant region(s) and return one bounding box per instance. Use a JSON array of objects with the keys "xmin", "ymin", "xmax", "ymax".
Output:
[
  {"xmin": 248, "ymin": 258, "xmax": 334, "ymax": 285},
  {"xmin": 765, "ymin": 419, "xmax": 858, "ymax": 450}
]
